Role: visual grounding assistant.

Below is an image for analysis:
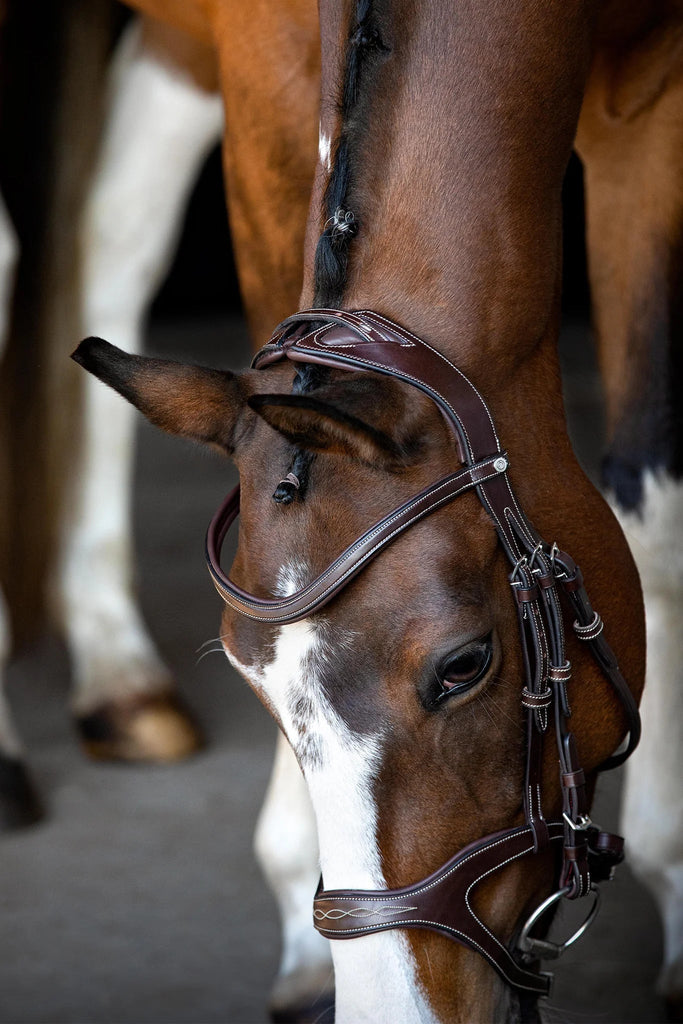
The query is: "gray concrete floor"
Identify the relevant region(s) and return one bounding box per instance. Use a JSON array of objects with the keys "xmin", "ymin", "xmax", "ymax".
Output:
[{"xmin": 0, "ymin": 315, "xmax": 667, "ymax": 1023}]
